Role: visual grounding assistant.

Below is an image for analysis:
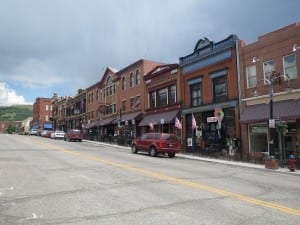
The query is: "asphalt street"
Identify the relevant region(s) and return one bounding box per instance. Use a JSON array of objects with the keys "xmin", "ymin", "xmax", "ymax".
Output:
[{"xmin": 0, "ymin": 134, "xmax": 299, "ymax": 225}]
